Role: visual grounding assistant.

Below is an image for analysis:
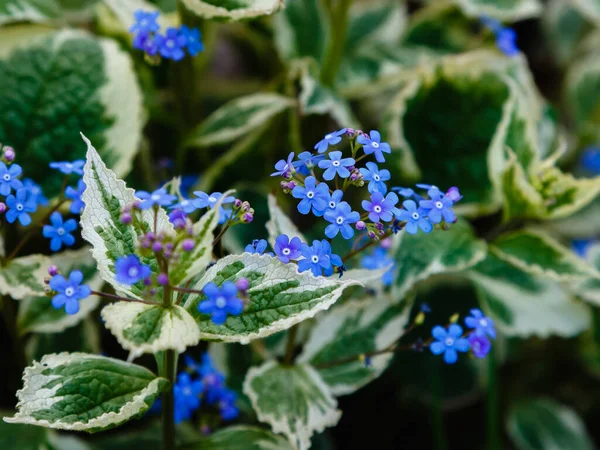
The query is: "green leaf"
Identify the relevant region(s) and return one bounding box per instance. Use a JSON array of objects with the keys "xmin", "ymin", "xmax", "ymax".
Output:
[
  {"xmin": 183, "ymin": 253, "xmax": 361, "ymax": 344},
  {"xmin": 507, "ymin": 398, "xmax": 594, "ymax": 450},
  {"xmin": 103, "ymin": 0, "xmax": 175, "ymax": 33},
  {"xmin": 0, "ymin": 29, "xmax": 143, "ymax": 196},
  {"xmin": 0, "ymin": 254, "xmax": 50, "ymax": 300},
  {"xmin": 101, "ymin": 302, "xmax": 200, "ymax": 357},
  {"xmin": 454, "ymin": 0, "xmax": 542, "ymax": 21},
  {"xmin": 344, "ymin": 0, "xmax": 406, "ymax": 53},
  {"xmin": 185, "ymin": 94, "xmax": 294, "ymax": 148},
  {"xmin": 0, "ymin": 412, "xmax": 49, "ymax": 450},
  {"xmin": 265, "ymin": 193, "xmax": 306, "ymax": 249},
  {"xmin": 391, "ymin": 220, "xmax": 486, "ymax": 299},
  {"xmin": 181, "ymin": 425, "xmax": 294, "ymax": 450},
  {"xmin": 180, "ymin": 0, "xmax": 283, "ymax": 21},
  {"xmin": 573, "ymin": 243, "xmax": 600, "ymax": 306},
  {"xmin": 542, "ymin": 0, "xmax": 590, "ymax": 68},
  {"xmin": 0, "ymin": 0, "xmax": 99, "ymax": 25},
  {"xmin": 243, "ymin": 361, "xmax": 341, "ymax": 450},
  {"xmin": 490, "ymin": 229, "xmax": 600, "ymax": 282},
  {"xmin": 299, "ymin": 295, "xmax": 411, "ymax": 396},
  {"xmin": 3, "ymin": 353, "xmax": 168, "ymax": 432},
  {"xmin": 572, "ymin": 0, "xmax": 600, "ymax": 26},
  {"xmin": 469, "ymin": 253, "xmax": 591, "ymax": 337},
  {"xmin": 80, "ymin": 135, "xmax": 173, "ymax": 301},
  {"xmin": 17, "ymin": 248, "xmax": 103, "ymax": 335}
]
